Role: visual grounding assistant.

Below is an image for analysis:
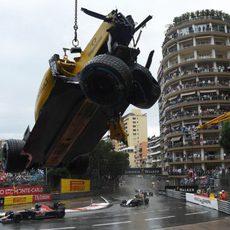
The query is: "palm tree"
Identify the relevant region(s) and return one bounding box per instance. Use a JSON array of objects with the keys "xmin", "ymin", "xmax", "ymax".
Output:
[
  {"xmin": 190, "ymin": 12, "xmax": 195, "ymax": 19},
  {"xmin": 200, "ymin": 10, "xmax": 205, "ymax": 18},
  {"xmin": 173, "ymin": 17, "xmax": 180, "ymax": 25},
  {"xmin": 210, "ymin": 9, "xmax": 215, "ymax": 19},
  {"xmin": 205, "ymin": 9, "xmax": 210, "ymax": 18}
]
